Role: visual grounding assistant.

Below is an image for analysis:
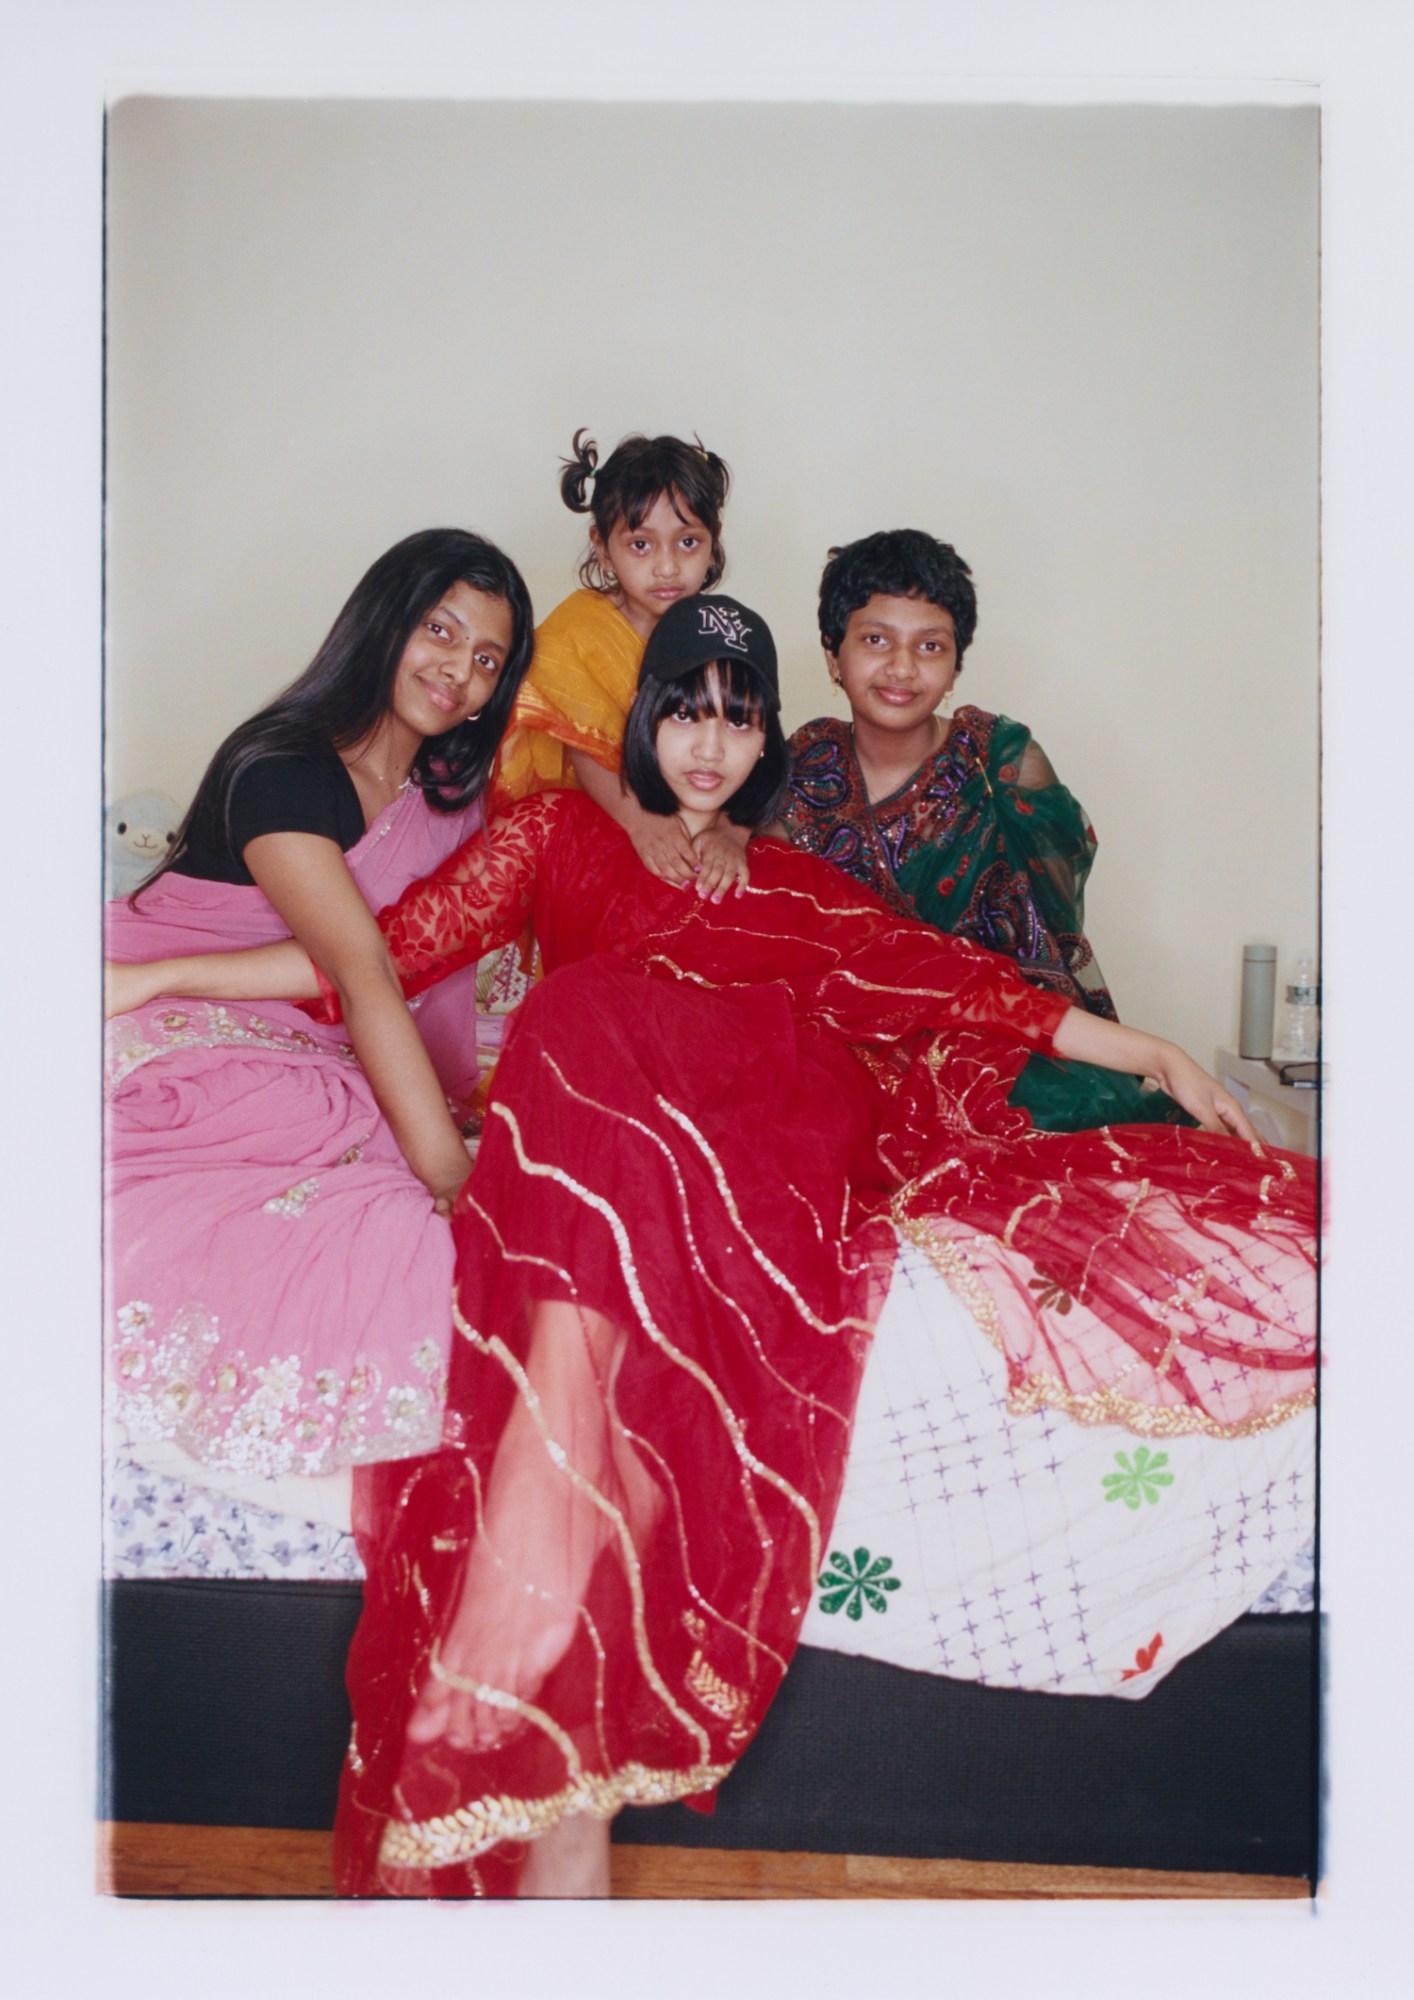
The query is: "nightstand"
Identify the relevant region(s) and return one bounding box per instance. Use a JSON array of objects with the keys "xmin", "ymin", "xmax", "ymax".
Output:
[{"xmin": 1213, "ymin": 1049, "xmax": 1321, "ymax": 1156}]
